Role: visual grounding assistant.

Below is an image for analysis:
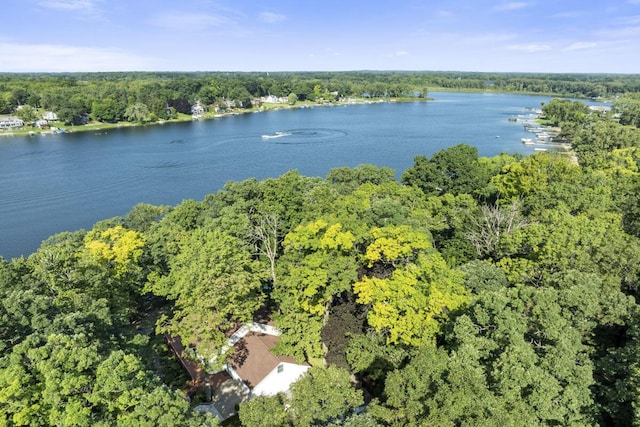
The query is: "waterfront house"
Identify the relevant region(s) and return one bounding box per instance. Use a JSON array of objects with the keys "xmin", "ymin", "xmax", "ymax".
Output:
[
  {"xmin": 43, "ymin": 111, "xmax": 58, "ymax": 121},
  {"xmin": 35, "ymin": 119, "xmax": 50, "ymax": 129},
  {"xmin": 260, "ymin": 95, "xmax": 289, "ymax": 104},
  {"xmin": 0, "ymin": 117, "xmax": 25, "ymax": 130},
  {"xmin": 191, "ymin": 102, "xmax": 205, "ymax": 118}
]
